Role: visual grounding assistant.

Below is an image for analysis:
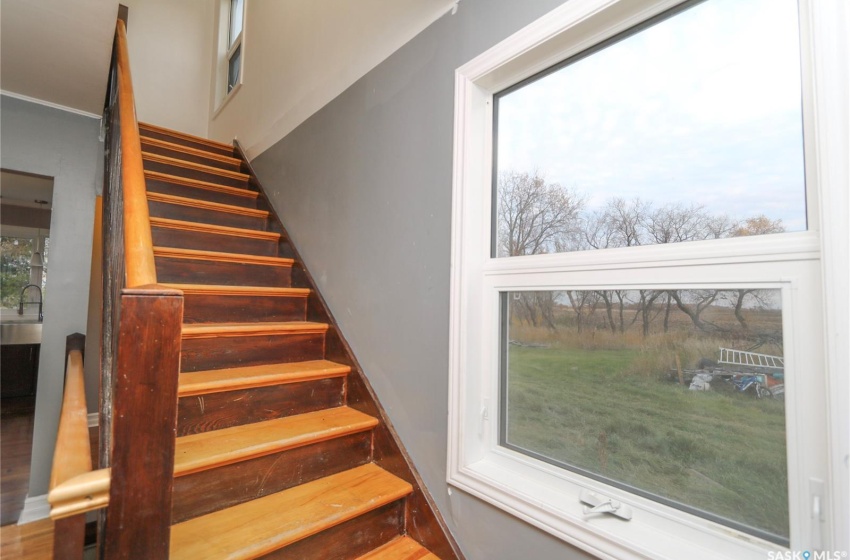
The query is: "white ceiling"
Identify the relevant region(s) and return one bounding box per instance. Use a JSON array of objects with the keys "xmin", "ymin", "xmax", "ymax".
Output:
[
  {"xmin": 1, "ymin": 0, "xmax": 120, "ymax": 115},
  {"xmin": 0, "ymin": 170, "xmax": 54, "ymax": 209}
]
